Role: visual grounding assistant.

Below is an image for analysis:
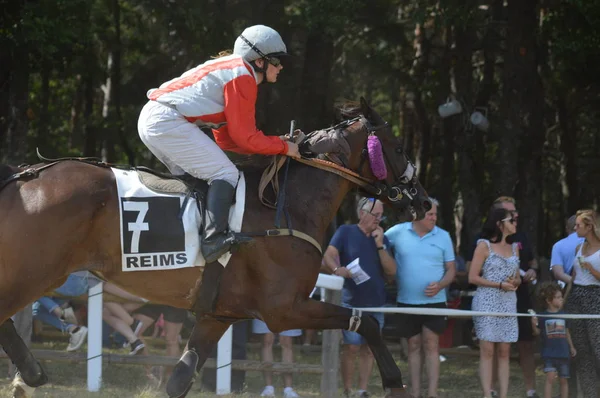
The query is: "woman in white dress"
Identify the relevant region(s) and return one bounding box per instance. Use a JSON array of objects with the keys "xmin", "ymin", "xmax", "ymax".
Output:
[{"xmin": 469, "ymin": 208, "xmax": 521, "ymax": 398}]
